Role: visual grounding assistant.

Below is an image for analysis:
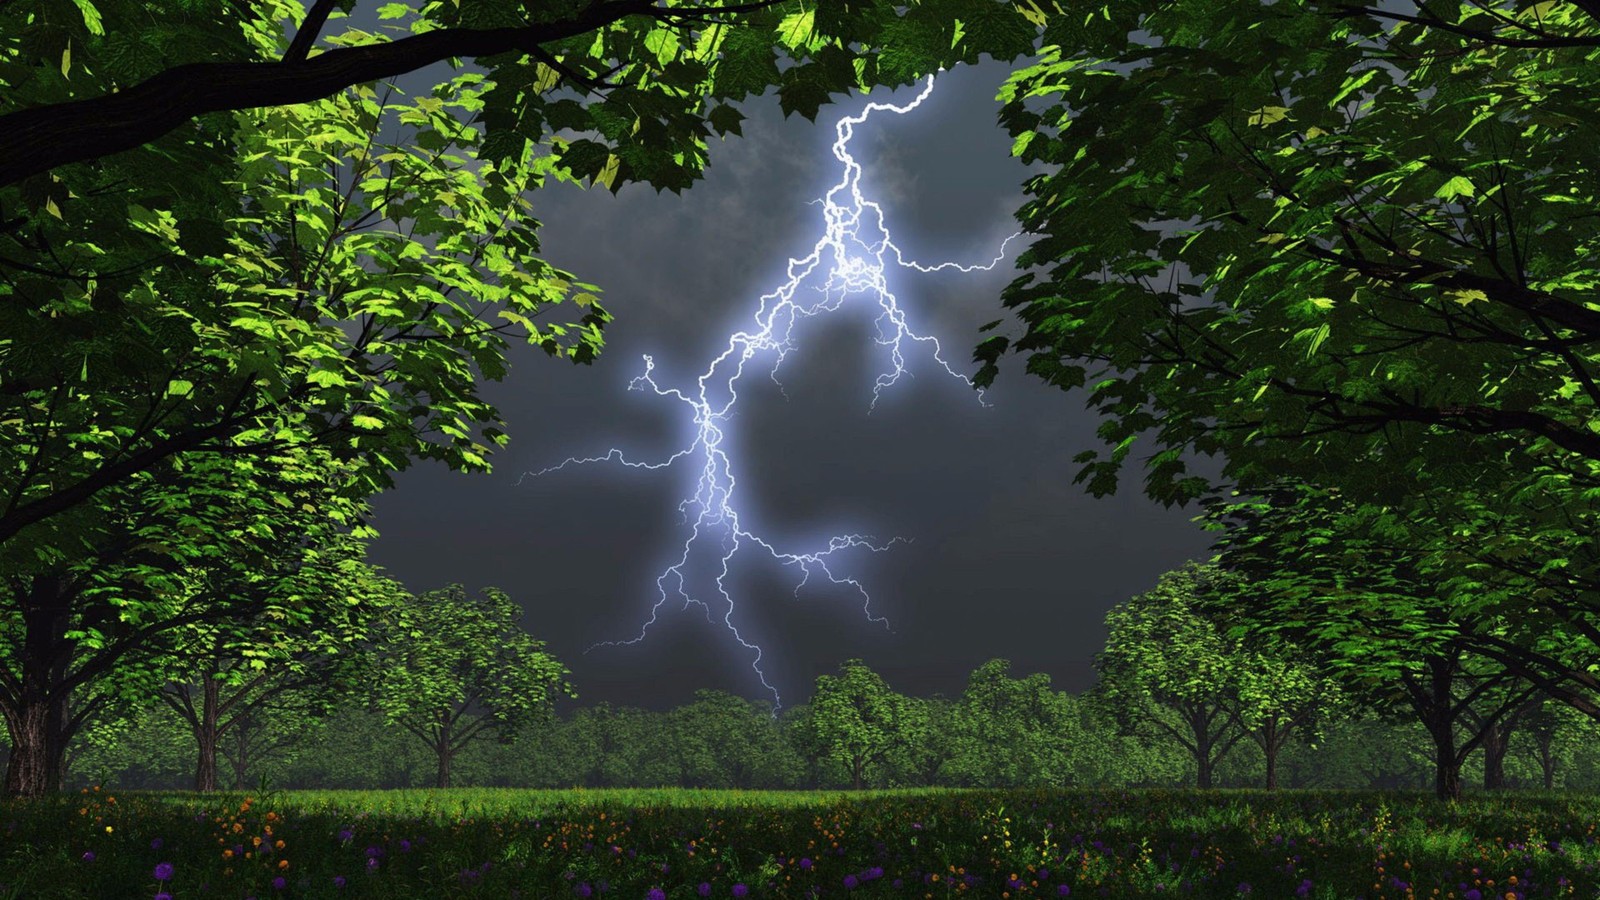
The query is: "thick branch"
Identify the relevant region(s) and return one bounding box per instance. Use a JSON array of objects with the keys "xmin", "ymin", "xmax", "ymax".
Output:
[{"xmin": 0, "ymin": 0, "xmax": 696, "ymax": 186}]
